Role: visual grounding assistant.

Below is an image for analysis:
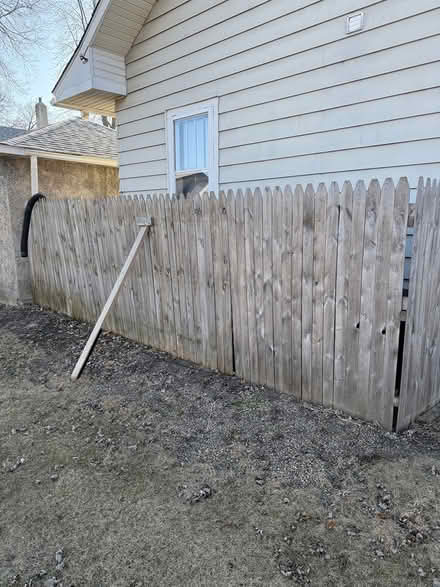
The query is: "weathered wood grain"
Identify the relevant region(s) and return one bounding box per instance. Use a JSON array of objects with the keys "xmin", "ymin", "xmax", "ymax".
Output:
[
  {"xmin": 369, "ymin": 178, "xmax": 396, "ymax": 423},
  {"xmin": 218, "ymin": 191, "xmax": 233, "ymax": 374},
  {"xmin": 245, "ymin": 188, "xmax": 258, "ymax": 383},
  {"xmin": 323, "ymin": 182, "xmax": 340, "ymax": 408},
  {"xmin": 302, "ymin": 184, "xmax": 315, "ymax": 402},
  {"xmin": 334, "ymin": 182, "xmax": 353, "ymax": 410},
  {"xmin": 345, "ymin": 181, "xmax": 367, "ymax": 416},
  {"xmin": 263, "ymin": 188, "xmax": 275, "ymax": 388},
  {"xmin": 29, "ymin": 179, "xmax": 424, "ymax": 429},
  {"xmin": 291, "ymin": 185, "xmax": 304, "ymax": 398},
  {"xmin": 382, "ymin": 178, "xmax": 409, "ymax": 429},
  {"xmin": 397, "ymin": 178, "xmax": 426, "ymax": 430},
  {"xmin": 359, "ymin": 180, "xmax": 381, "ymax": 421},
  {"xmin": 227, "ymin": 189, "xmax": 241, "ymax": 376},
  {"xmin": 272, "ymin": 187, "xmax": 284, "ymax": 391},
  {"xmin": 281, "ymin": 186, "xmax": 293, "ymax": 394},
  {"xmin": 311, "ymin": 183, "xmax": 326, "ymax": 404},
  {"xmin": 254, "ymin": 188, "xmax": 265, "ymax": 384}
]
